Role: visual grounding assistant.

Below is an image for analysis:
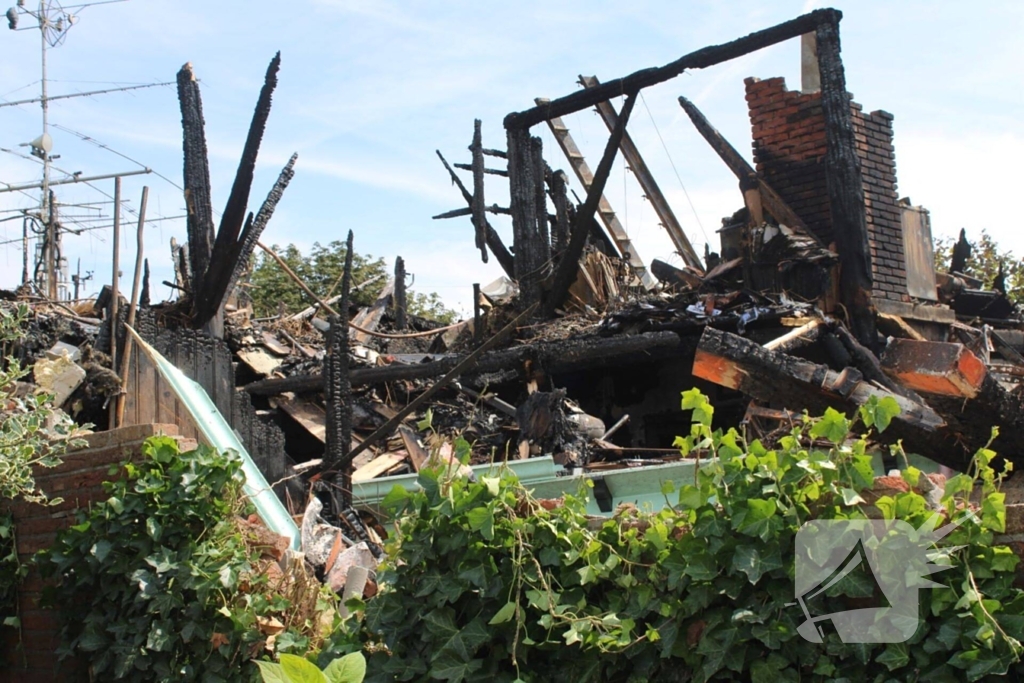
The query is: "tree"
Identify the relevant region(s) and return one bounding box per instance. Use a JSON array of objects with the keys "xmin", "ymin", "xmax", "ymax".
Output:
[
  {"xmin": 934, "ymin": 228, "xmax": 1024, "ymax": 303},
  {"xmin": 247, "ymin": 242, "xmax": 459, "ymax": 323}
]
